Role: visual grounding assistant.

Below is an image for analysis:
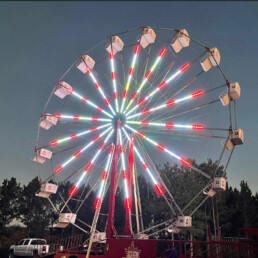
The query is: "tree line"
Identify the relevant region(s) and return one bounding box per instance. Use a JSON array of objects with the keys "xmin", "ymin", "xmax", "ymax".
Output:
[{"xmin": 0, "ymin": 159, "xmax": 258, "ymax": 250}]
